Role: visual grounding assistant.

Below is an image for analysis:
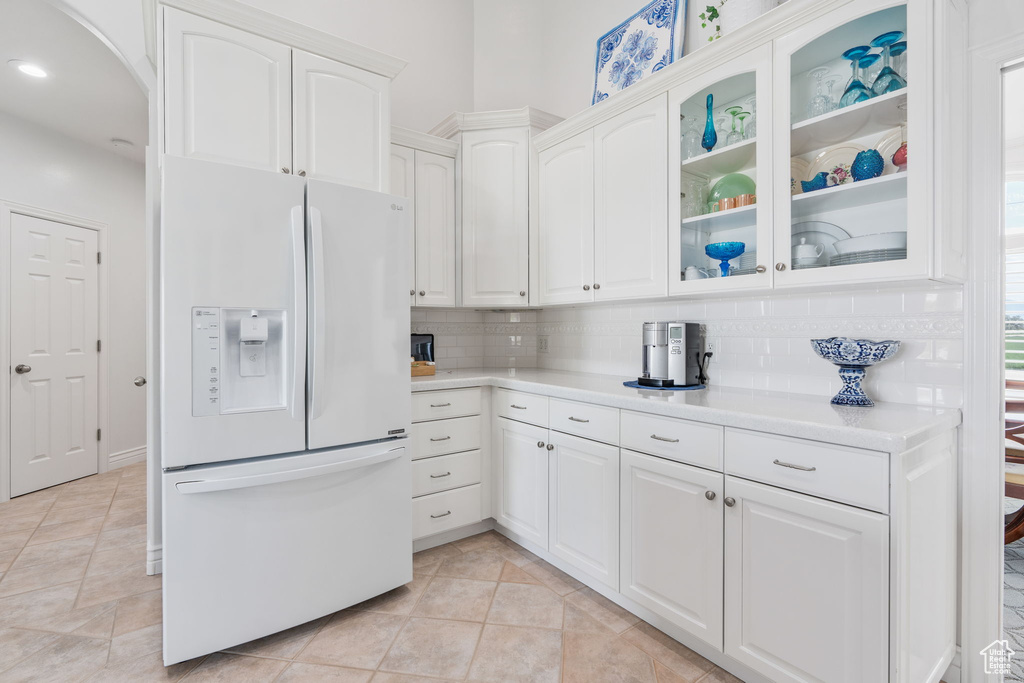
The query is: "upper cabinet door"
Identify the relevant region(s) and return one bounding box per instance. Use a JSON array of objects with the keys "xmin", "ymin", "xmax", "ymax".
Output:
[
  {"xmin": 390, "ymin": 145, "xmax": 416, "ymax": 305},
  {"xmin": 292, "ymin": 50, "xmax": 390, "ymax": 191},
  {"xmin": 164, "ymin": 8, "xmax": 292, "ymax": 172},
  {"xmin": 593, "ymin": 94, "xmax": 669, "ymax": 301},
  {"xmin": 461, "ymin": 128, "xmax": 530, "ymax": 307},
  {"xmin": 414, "ymin": 151, "xmax": 457, "ymax": 307},
  {"xmin": 538, "ymin": 131, "xmax": 595, "ymax": 306}
]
